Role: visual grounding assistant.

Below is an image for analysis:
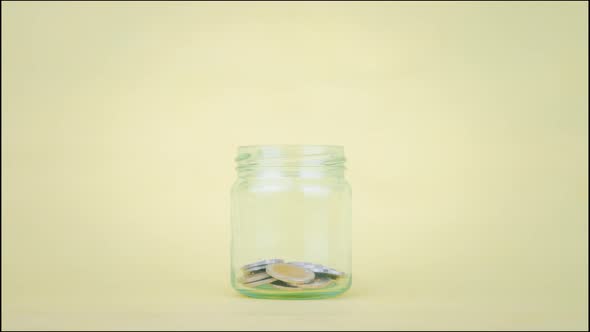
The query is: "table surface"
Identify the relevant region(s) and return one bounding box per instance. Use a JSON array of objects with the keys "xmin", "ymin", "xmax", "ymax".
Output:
[{"xmin": 3, "ymin": 259, "xmax": 588, "ymax": 331}]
